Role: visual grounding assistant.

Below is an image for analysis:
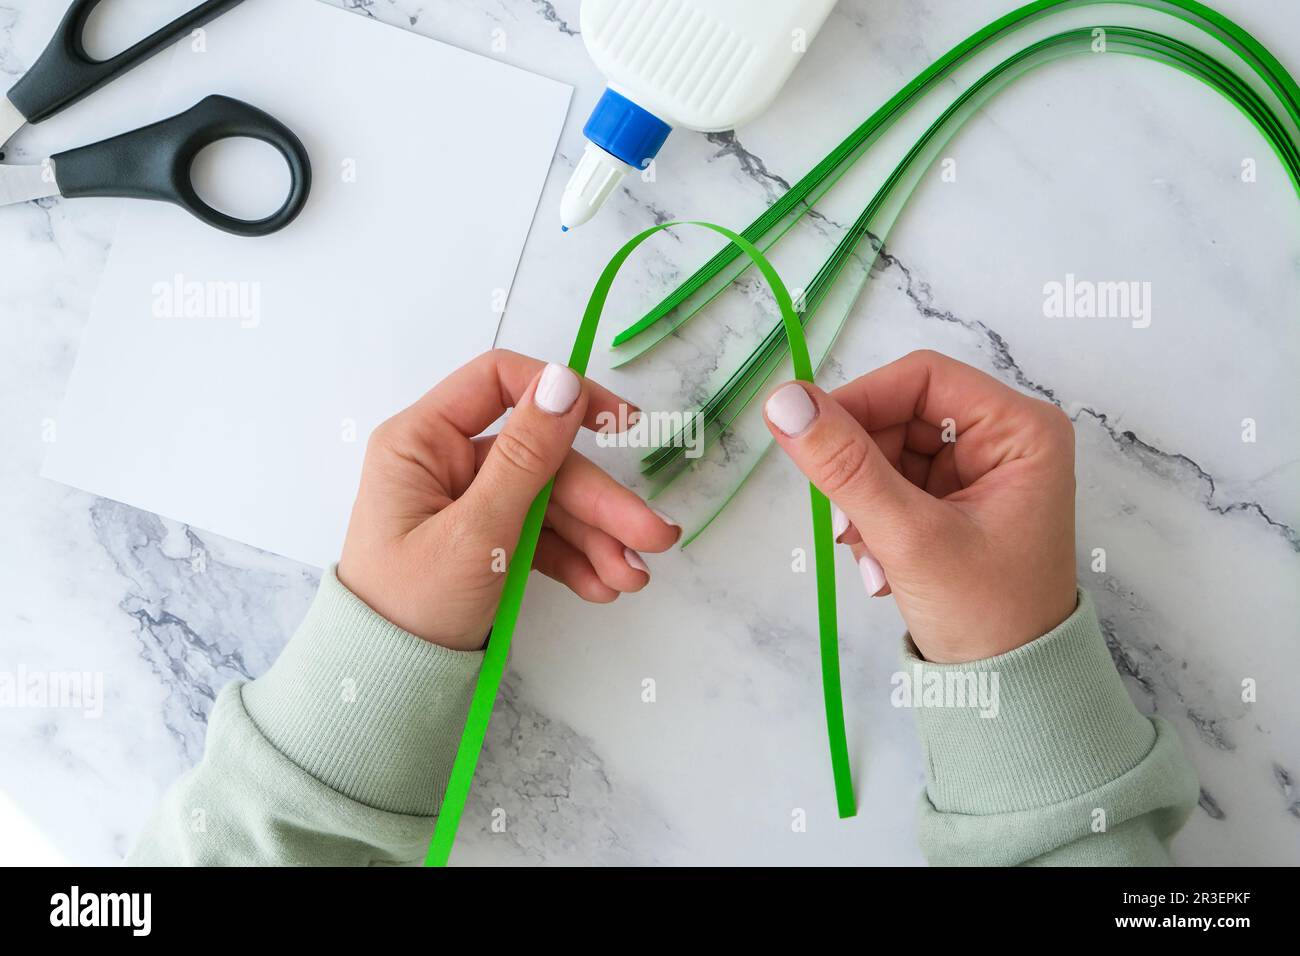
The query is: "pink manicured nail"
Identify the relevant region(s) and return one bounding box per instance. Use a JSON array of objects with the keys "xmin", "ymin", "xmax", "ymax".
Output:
[
  {"xmin": 535, "ymin": 363, "xmax": 580, "ymax": 415},
  {"xmin": 858, "ymin": 553, "xmax": 887, "ymax": 596},
  {"xmin": 765, "ymin": 383, "xmax": 817, "ymax": 436},
  {"xmin": 624, "ymin": 547, "xmax": 649, "ymax": 575},
  {"xmin": 651, "ymin": 508, "xmax": 679, "ymax": 528},
  {"xmin": 831, "ymin": 503, "xmax": 849, "ymax": 541}
]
